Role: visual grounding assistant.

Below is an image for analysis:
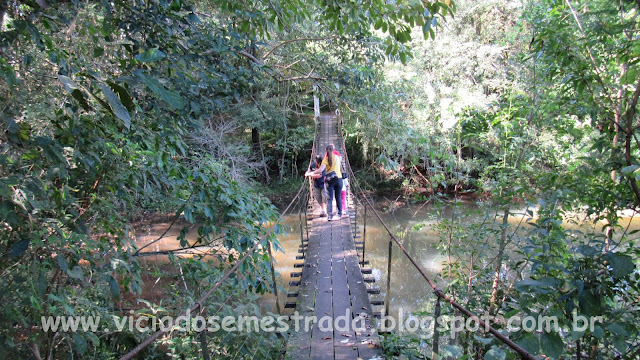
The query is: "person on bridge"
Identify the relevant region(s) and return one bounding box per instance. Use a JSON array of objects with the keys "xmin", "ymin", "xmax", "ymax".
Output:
[
  {"xmin": 312, "ymin": 144, "xmax": 343, "ymax": 221},
  {"xmin": 341, "ymin": 177, "xmax": 349, "ymax": 216},
  {"xmin": 305, "ymin": 155, "xmax": 327, "ymax": 217}
]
